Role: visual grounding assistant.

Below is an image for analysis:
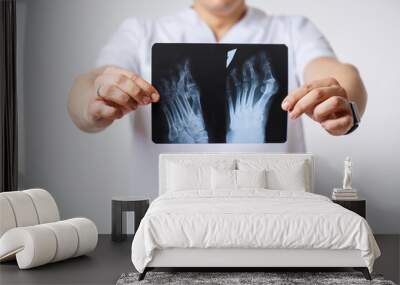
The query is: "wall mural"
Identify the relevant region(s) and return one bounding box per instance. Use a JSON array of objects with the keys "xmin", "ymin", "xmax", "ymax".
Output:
[{"xmin": 152, "ymin": 44, "xmax": 288, "ymax": 144}]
